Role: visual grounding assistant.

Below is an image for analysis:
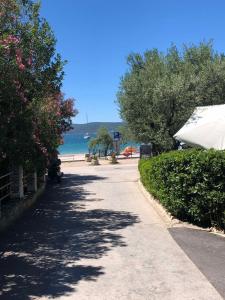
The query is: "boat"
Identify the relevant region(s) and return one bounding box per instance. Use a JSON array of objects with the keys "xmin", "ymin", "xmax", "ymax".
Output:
[
  {"xmin": 83, "ymin": 113, "xmax": 90, "ymax": 140},
  {"xmin": 84, "ymin": 133, "xmax": 90, "ymax": 140}
]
